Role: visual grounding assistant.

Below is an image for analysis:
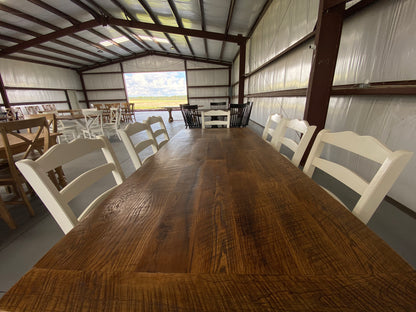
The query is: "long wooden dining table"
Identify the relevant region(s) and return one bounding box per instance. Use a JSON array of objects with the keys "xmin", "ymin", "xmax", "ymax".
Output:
[{"xmin": 0, "ymin": 128, "xmax": 415, "ymax": 311}]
